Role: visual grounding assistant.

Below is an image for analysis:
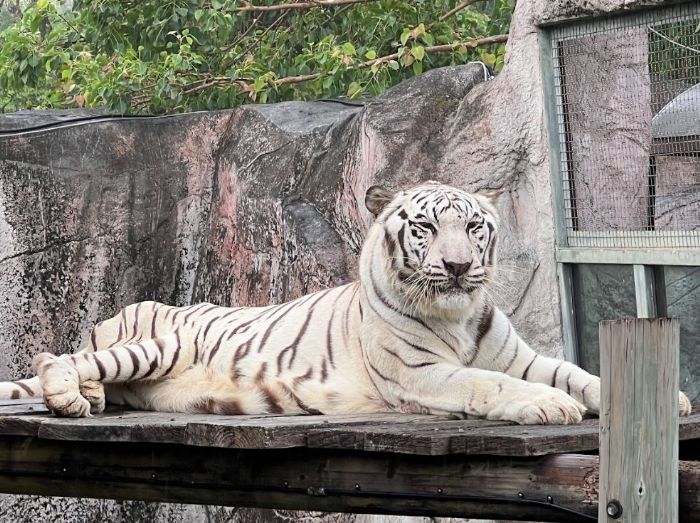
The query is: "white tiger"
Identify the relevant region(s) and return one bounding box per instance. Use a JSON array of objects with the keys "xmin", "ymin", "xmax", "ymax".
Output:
[{"xmin": 0, "ymin": 181, "xmax": 692, "ymax": 423}]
